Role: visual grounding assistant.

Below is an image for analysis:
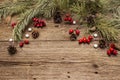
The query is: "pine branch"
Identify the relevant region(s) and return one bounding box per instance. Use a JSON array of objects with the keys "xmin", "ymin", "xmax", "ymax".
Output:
[
  {"xmin": 96, "ymin": 17, "xmax": 119, "ymax": 41},
  {"xmin": 13, "ymin": 0, "xmax": 55, "ymax": 41},
  {"xmin": 0, "ymin": 0, "xmax": 36, "ymax": 21}
]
